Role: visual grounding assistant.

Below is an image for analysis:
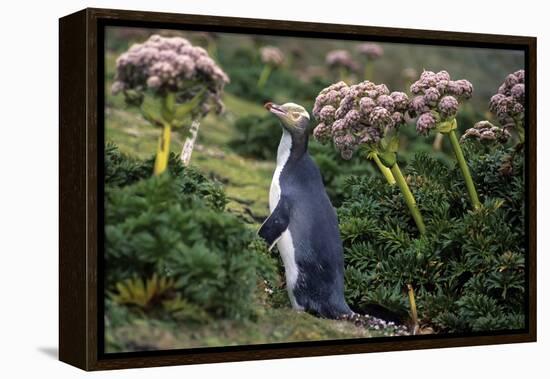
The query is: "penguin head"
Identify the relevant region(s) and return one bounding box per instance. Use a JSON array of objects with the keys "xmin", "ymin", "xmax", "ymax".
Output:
[{"xmin": 265, "ymin": 102, "xmax": 310, "ymax": 135}]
